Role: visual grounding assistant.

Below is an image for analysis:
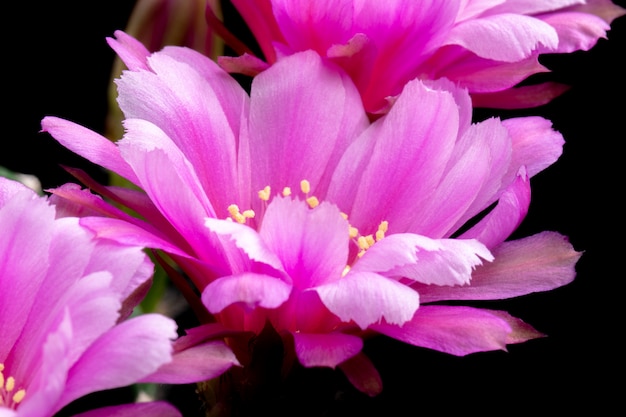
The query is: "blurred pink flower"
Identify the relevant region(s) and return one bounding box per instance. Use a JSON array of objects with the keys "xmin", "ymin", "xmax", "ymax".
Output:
[
  {"xmin": 41, "ymin": 32, "xmax": 580, "ymax": 395},
  {"xmin": 222, "ymin": 0, "xmax": 625, "ymax": 113},
  {"xmin": 0, "ymin": 177, "xmax": 238, "ymax": 416}
]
